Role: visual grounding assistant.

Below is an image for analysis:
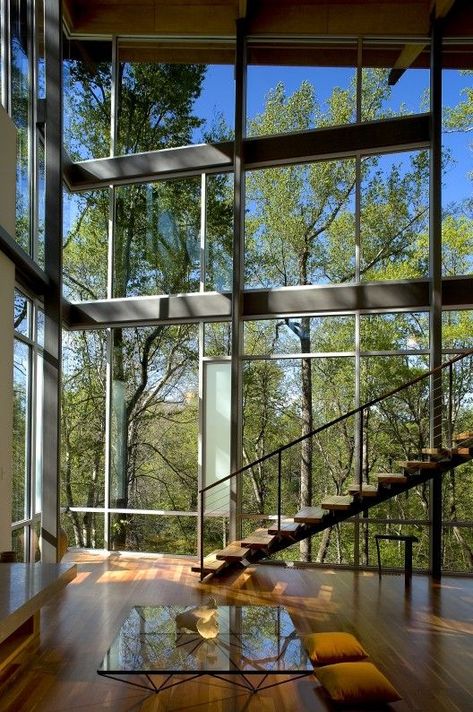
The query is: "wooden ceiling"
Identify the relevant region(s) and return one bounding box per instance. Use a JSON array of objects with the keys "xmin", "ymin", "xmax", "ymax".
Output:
[{"xmin": 63, "ymin": 0, "xmax": 472, "ymax": 39}]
